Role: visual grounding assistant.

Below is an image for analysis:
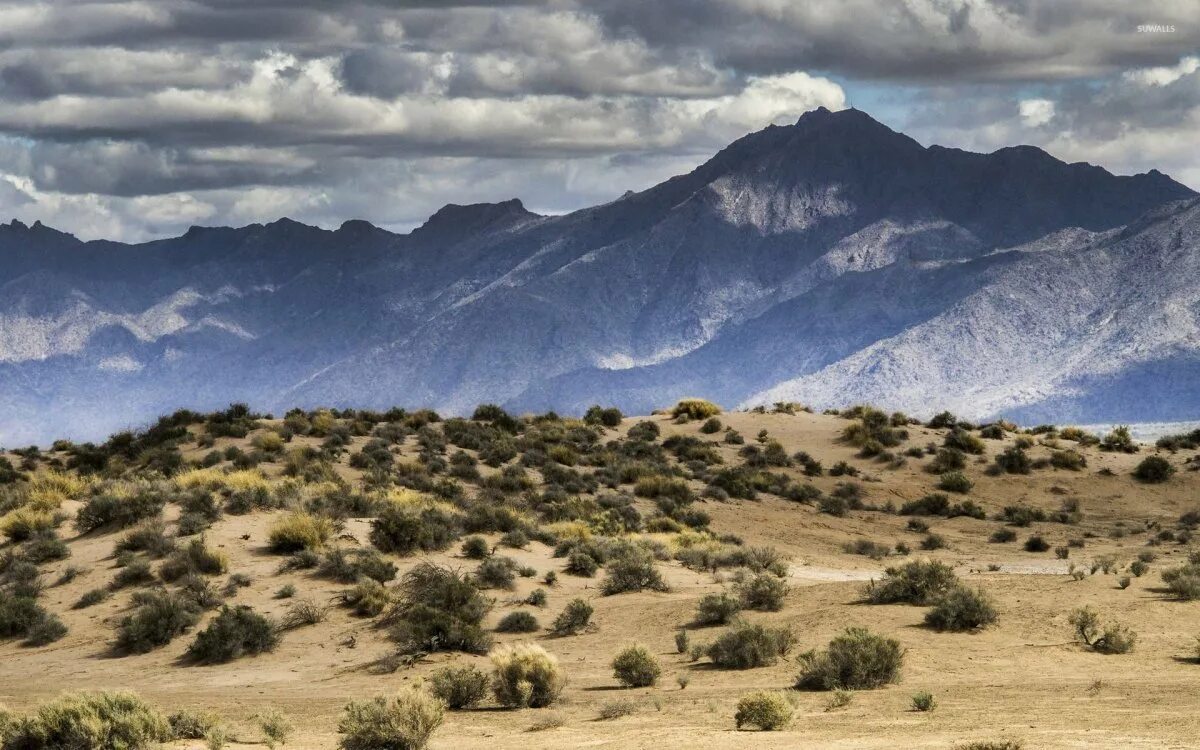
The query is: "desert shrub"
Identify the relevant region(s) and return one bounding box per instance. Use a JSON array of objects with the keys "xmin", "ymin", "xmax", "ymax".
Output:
[
  {"xmin": 460, "ymin": 536, "xmax": 490, "ymax": 559},
  {"xmin": 1001, "ymin": 505, "xmax": 1046, "ymax": 527},
  {"xmin": 927, "ymin": 448, "xmax": 966, "ymax": 474},
  {"xmin": 1100, "ymin": 426, "xmax": 1137, "ymax": 453},
  {"xmin": 551, "ymin": 598, "xmax": 593, "ymax": 635},
  {"xmin": 564, "ymin": 550, "xmax": 599, "ymax": 577},
  {"xmin": 255, "ymin": 708, "xmax": 292, "ymax": 750},
  {"xmin": 490, "ymin": 643, "xmax": 567, "ymax": 708},
  {"xmin": 160, "ymin": 538, "xmax": 228, "ymax": 582},
  {"xmin": 168, "ymin": 709, "xmax": 219, "ymax": 740},
  {"xmin": 496, "ymin": 610, "xmax": 539, "ymax": 633},
  {"xmin": 474, "ymin": 556, "xmax": 518, "ymax": 590},
  {"xmin": 611, "ymin": 644, "xmax": 660, "ymax": 687},
  {"xmin": 21, "ymin": 533, "xmax": 69, "ymax": 564},
  {"xmin": 1023, "ymin": 535, "xmax": 1050, "ymax": 552},
  {"xmin": 76, "ymin": 487, "xmax": 165, "ymax": 532},
  {"xmin": 336, "ymin": 579, "xmax": 388, "ymax": 617},
  {"xmin": 268, "ymin": 512, "xmax": 334, "ymax": 553},
  {"xmin": 74, "ymin": 587, "xmax": 110, "ymax": 609},
  {"xmin": 865, "ymin": 560, "xmax": 958, "ymax": 605},
  {"xmin": 385, "ymin": 563, "xmax": 492, "ymax": 654},
  {"xmin": 1161, "ymin": 564, "xmax": 1200, "ymax": 600},
  {"xmin": 695, "ymin": 592, "xmax": 741, "ymax": 626},
  {"xmin": 989, "ymin": 528, "xmax": 1017, "ymax": 543},
  {"xmin": 1, "ymin": 509, "xmax": 58, "ymax": 543},
  {"xmin": 700, "ymin": 417, "xmax": 723, "ymax": 434},
  {"xmin": 601, "ymin": 550, "xmax": 667, "ymax": 595},
  {"xmin": 911, "ymin": 691, "xmax": 936, "ymax": 711},
  {"xmin": 734, "ymin": 691, "xmax": 793, "ymax": 731},
  {"xmin": 920, "ymin": 533, "xmax": 947, "ymax": 550},
  {"xmin": 735, "ymin": 573, "xmax": 787, "ymax": 611},
  {"xmin": 924, "ymin": 587, "xmax": 997, "ymax": 631},
  {"xmin": 993, "ymin": 447, "xmax": 1031, "ymax": 474},
  {"xmin": 937, "ymin": 472, "xmax": 973, "ymax": 494},
  {"xmin": 1133, "ymin": 456, "xmax": 1174, "ymax": 483},
  {"xmin": 1069, "ymin": 607, "xmax": 1136, "ymax": 654},
  {"xmin": 429, "ymin": 665, "xmax": 490, "ymax": 709},
  {"xmin": 675, "ymin": 630, "xmax": 689, "ymax": 653},
  {"xmin": 671, "ymin": 399, "xmax": 721, "ymax": 420},
  {"xmin": 185, "ymin": 605, "xmax": 279, "ymax": 663},
  {"xmin": 116, "ymin": 520, "xmax": 176, "ymax": 558},
  {"xmin": 280, "ymin": 598, "xmax": 330, "ymax": 629},
  {"xmin": 1, "ymin": 691, "xmax": 170, "ymax": 749},
  {"xmin": 795, "ymin": 627, "xmax": 904, "ymax": 690},
  {"xmin": 112, "ymin": 559, "xmax": 156, "ymax": 589},
  {"xmin": 1049, "ymin": 450, "xmax": 1086, "ymax": 470},
  {"xmin": 706, "ymin": 622, "xmax": 795, "ymax": 669},
  {"xmin": 338, "ymin": 686, "xmax": 444, "ymax": 750},
  {"xmin": 955, "ymin": 742, "xmax": 1024, "ymax": 750},
  {"xmin": 318, "ymin": 548, "xmax": 397, "ymax": 585},
  {"xmin": 370, "ymin": 505, "xmax": 460, "ymax": 555},
  {"xmin": 944, "ymin": 429, "xmax": 985, "ymax": 455},
  {"xmin": 116, "ymin": 590, "xmax": 202, "ymax": 653},
  {"xmin": 22, "ymin": 611, "xmax": 67, "ymax": 646}
]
